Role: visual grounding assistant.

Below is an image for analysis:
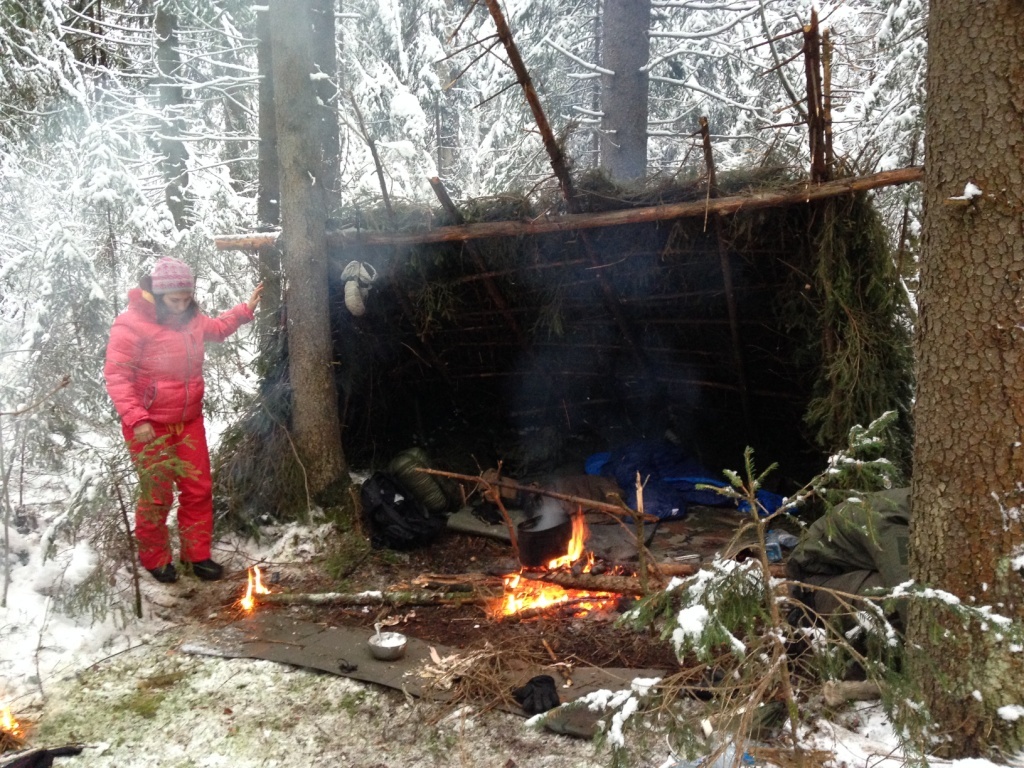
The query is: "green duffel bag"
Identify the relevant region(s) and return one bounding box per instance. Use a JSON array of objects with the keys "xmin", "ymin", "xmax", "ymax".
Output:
[
  {"xmin": 787, "ymin": 487, "xmax": 910, "ymax": 626},
  {"xmin": 387, "ymin": 447, "xmax": 459, "ymax": 514}
]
